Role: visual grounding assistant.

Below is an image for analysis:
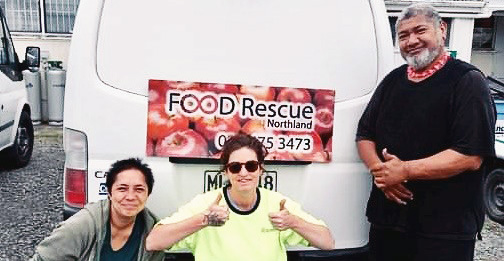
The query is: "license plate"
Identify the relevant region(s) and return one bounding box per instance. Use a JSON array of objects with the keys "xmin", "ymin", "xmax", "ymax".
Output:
[{"xmin": 204, "ymin": 170, "xmax": 277, "ymax": 192}]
